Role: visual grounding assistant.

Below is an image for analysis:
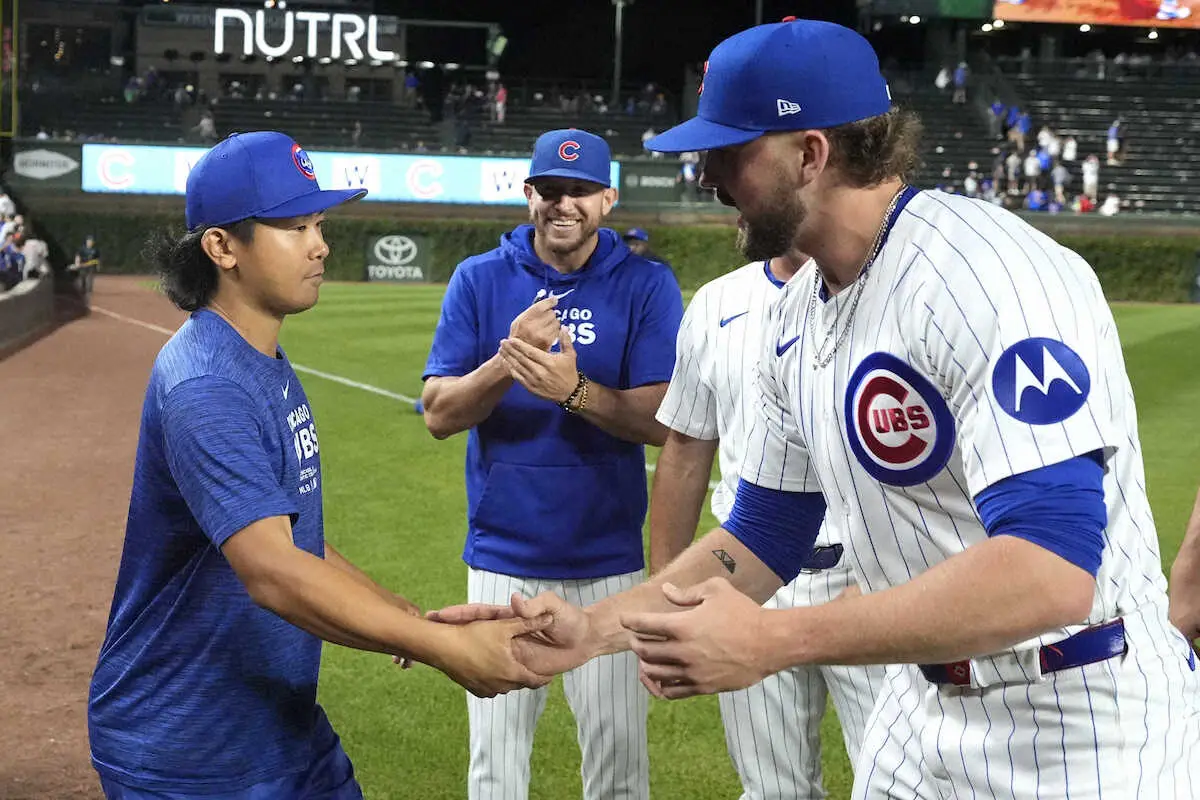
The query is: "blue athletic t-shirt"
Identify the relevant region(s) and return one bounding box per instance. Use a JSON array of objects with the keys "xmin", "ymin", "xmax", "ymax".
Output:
[
  {"xmin": 424, "ymin": 225, "xmax": 683, "ymax": 579},
  {"xmin": 89, "ymin": 309, "xmax": 329, "ymax": 792}
]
